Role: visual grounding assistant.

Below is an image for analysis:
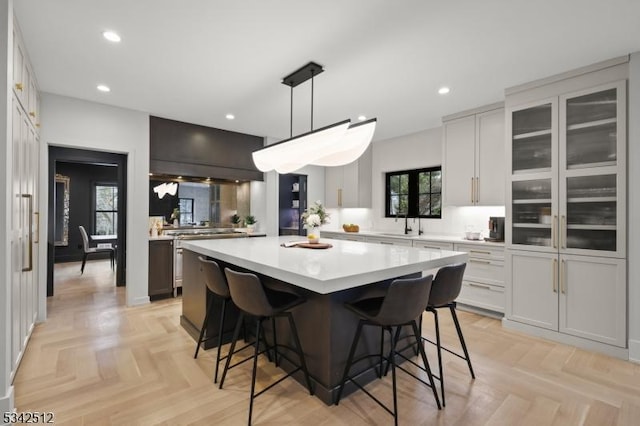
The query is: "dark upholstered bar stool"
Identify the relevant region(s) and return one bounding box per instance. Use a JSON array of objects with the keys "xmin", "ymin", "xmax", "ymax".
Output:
[
  {"xmin": 194, "ymin": 257, "xmax": 262, "ymax": 383},
  {"xmin": 335, "ymin": 275, "xmax": 441, "ymax": 425},
  {"xmin": 219, "ymin": 268, "xmax": 313, "ymax": 425},
  {"xmin": 423, "ymin": 263, "xmax": 475, "ymax": 406}
]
